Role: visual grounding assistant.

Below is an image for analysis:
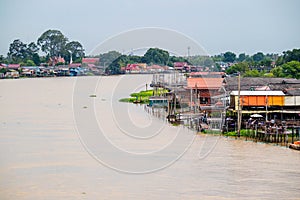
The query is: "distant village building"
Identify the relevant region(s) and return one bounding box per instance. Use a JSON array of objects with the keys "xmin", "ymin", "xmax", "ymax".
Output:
[
  {"xmin": 186, "ymin": 72, "xmax": 225, "ymax": 107},
  {"xmin": 48, "ymin": 56, "xmax": 65, "ymax": 66},
  {"xmin": 69, "ymin": 63, "xmax": 81, "ymax": 68},
  {"xmin": 125, "ymin": 63, "xmax": 146, "ymax": 73},
  {"xmin": 8, "ymin": 64, "xmax": 21, "ymax": 70},
  {"xmin": 174, "ymin": 62, "xmax": 188, "ymax": 71},
  {"xmin": 82, "ymin": 58, "xmax": 100, "ymax": 68},
  {"xmin": 224, "ymin": 77, "xmax": 300, "ymax": 122},
  {"xmin": 5, "ymin": 69, "xmax": 19, "ymax": 78}
]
